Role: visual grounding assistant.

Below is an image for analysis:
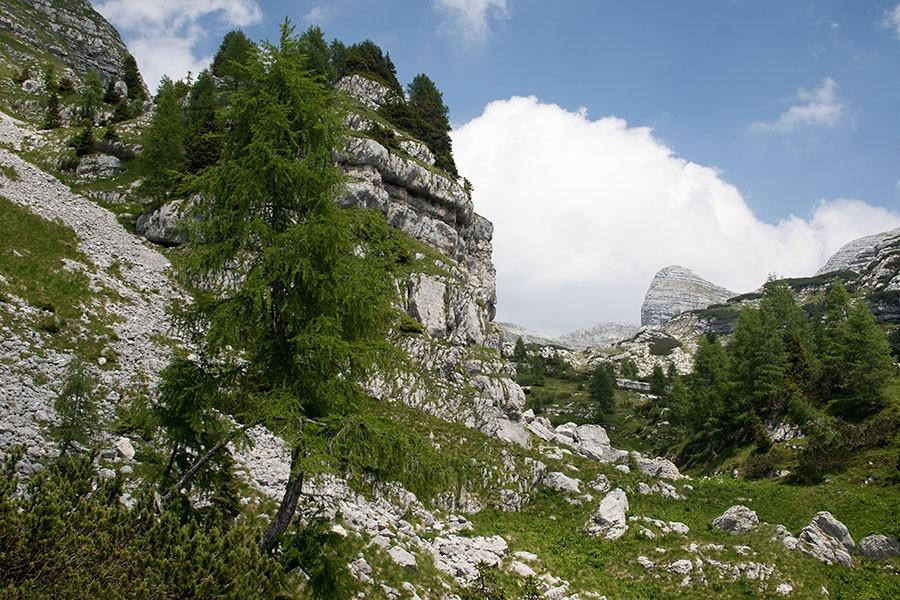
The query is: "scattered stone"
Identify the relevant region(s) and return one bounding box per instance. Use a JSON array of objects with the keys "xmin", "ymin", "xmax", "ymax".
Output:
[
  {"xmin": 637, "ymin": 555, "xmax": 655, "ymax": 570},
  {"xmin": 388, "ymin": 546, "xmax": 417, "ymax": 569},
  {"xmin": 509, "ymin": 560, "xmax": 536, "ymax": 578},
  {"xmin": 712, "ymin": 505, "xmax": 759, "ymax": 534},
  {"xmin": 543, "ymin": 471, "xmax": 581, "ymax": 494},
  {"xmin": 584, "ymin": 488, "xmax": 629, "ymax": 540},
  {"xmin": 776, "ymin": 583, "xmax": 793, "ymax": 596},
  {"xmin": 796, "ymin": 512, "xmax": 855, "ymax": 567},
  {"xmin": 113, "ymin": 436, "xmax": 135, "ymax": 461},
  {"xmin": 857, "ymin": 534, "xmax": 900, "ymax": 559},
  {"xmin": 666, "ymin": 559, "xmax": 693, "ymax": 575}
]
